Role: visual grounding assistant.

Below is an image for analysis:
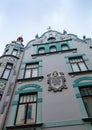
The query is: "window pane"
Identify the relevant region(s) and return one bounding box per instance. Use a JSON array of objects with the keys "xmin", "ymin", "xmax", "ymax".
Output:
[
  {"xmin": 32, "ymin": 68, "xmax": 38, "ymax": 77},
  {"xmin": 79, "ymin": 62, "xmax": 87, "ymax": 71},
  {"xmin": 83, "ymin": 96, "xmax": 92, "ymax": 117},
  {"xmin": 7, "ymin": 65, "xmax": 12, "ymax": 69},
  {"xmin": 38, "ymin": 48, "xmax": 45, "ymax": 54},
  {"xmin": 25, "ymin": 69, "xmax": 31, "ymax": 78},
  {"xmin": 50, "ymin": 46, "xmax": 57, "ymax": 52},
  {"xmin": 12, "ymin": 50, "xmax": 18, "ymax": 56},
  {"xmin": 71, "ymin": 63, "xmax": 80, "ymax": 72},
  {"xmin": 27, "ymin": 104, "xmax": 36, "ymax": 124},
  {"xmin": 2, "ymin": 69, "xmax": 10, "ymax": 79},
  {"xmin": 16, "ymin": 104, "xmax": 26, "ymax": 125},
  {"xmin": 62, "ymin": 45, "xmax": 68, "ymax": 50}
]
